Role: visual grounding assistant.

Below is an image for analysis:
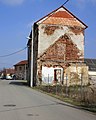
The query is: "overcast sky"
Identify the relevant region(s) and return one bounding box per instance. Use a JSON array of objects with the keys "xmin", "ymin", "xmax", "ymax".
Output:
[{"xmin": 0, "ymin": 0, "xmax": 96, "ymax": 69}]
